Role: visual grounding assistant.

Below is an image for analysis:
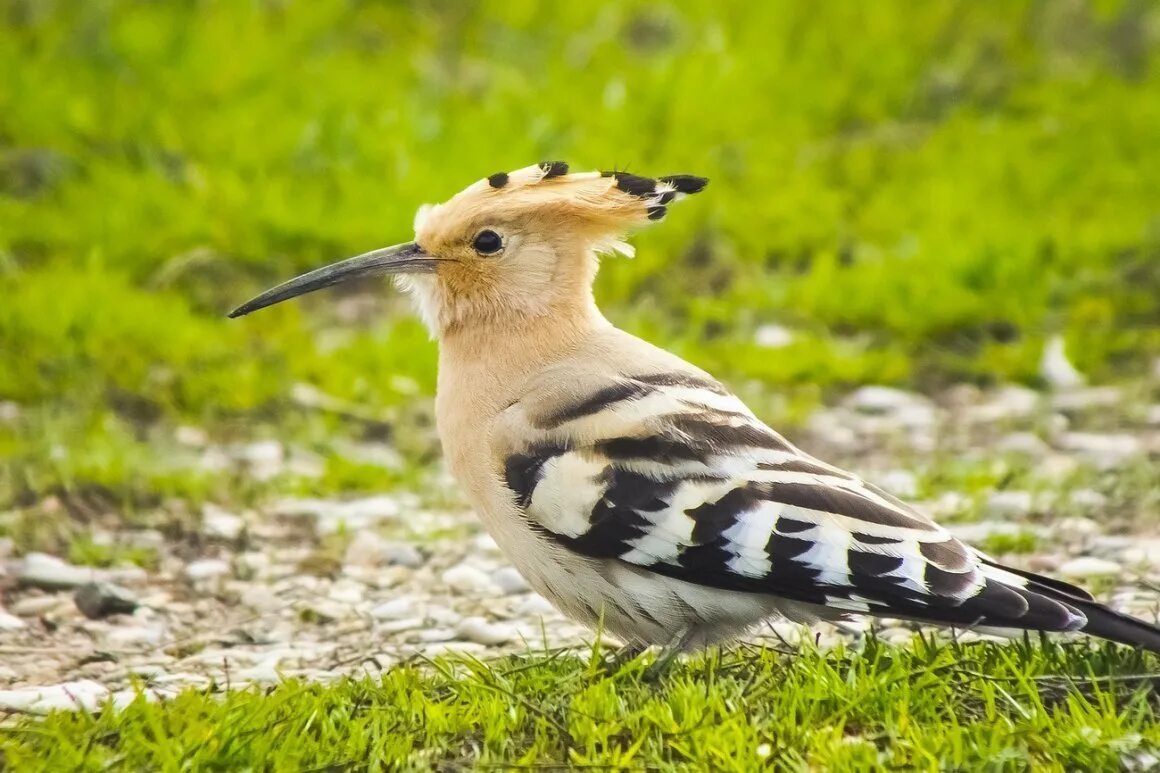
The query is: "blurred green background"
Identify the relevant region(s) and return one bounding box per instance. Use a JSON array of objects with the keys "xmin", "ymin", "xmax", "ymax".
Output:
[{"xmin": 2, "ymin": 0, "xmax": 1159, "ymax": 525}]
